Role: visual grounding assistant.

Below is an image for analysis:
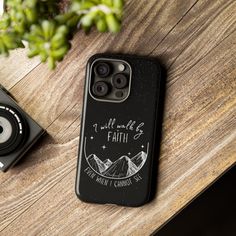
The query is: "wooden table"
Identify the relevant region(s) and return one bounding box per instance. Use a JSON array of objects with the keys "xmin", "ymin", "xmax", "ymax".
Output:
[{"xmin": 0, "ymin": 1, "xmax": 236, "ymax": 235}]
